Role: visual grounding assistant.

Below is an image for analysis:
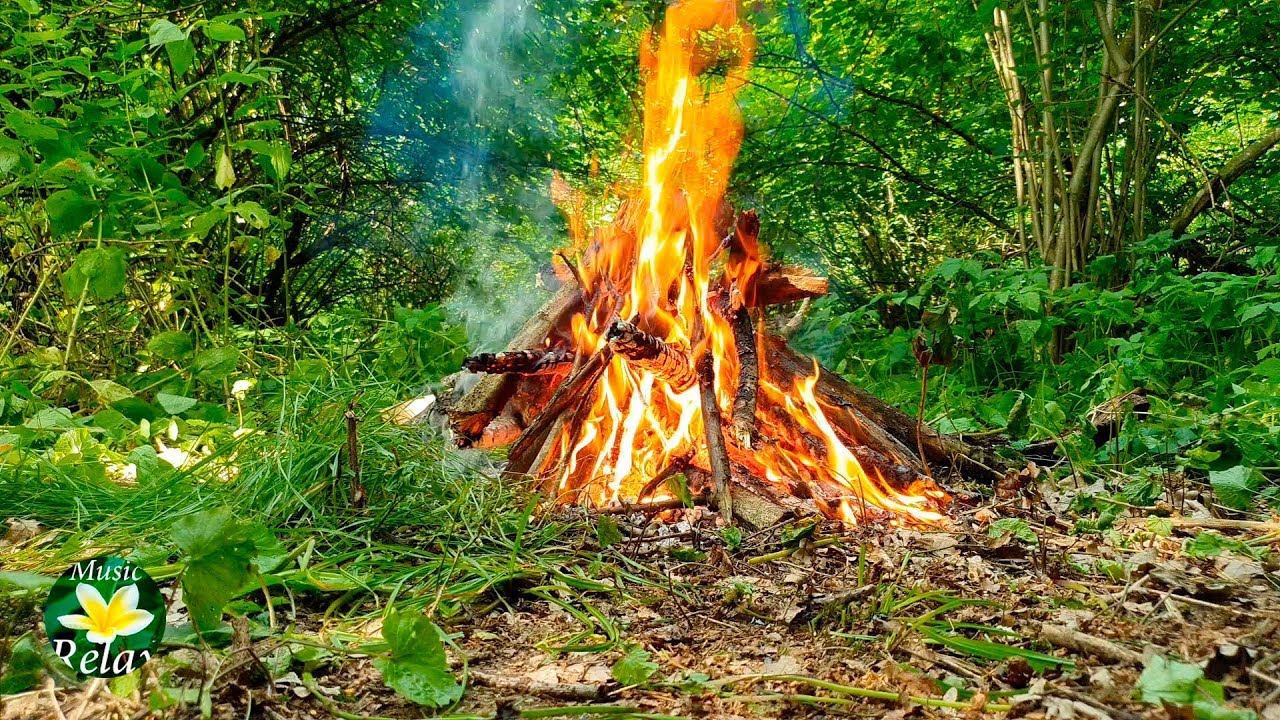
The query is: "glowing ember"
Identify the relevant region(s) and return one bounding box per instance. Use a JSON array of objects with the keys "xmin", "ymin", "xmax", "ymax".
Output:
[{"xmin": 540, "ymin": 0, "xmax": 949, "ymax": 525}]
